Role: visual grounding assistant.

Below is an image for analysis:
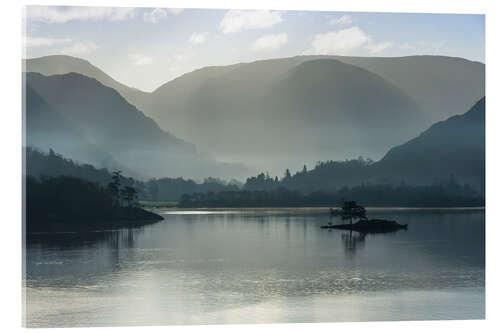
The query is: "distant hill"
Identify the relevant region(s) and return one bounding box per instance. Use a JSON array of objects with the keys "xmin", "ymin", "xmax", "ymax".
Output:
[
  {"xmin": 26, "ymin": 55, "xmax": 484, "ymax": 126},
  {"xmin": 25, "ymin": 72, "xmax": 250, "ymax": 179},
  {"xmin": 250, "ymin": 97, "xmax": 485, "ymax": 193},
  {"xmin": 144, "ymin": 56, "xmax": 484, "ymax": 171},
  {"xmin": 329, "ymin": 55, "xmax": 485, "ymax": 122},
  {"xmin": 145, "ymin": 58, "xmax": 427, "ymax": 171},
  {"xmin": 24, "ymin": 55, "xmax": 150, "ymax": 109},
  {"xmin": 25, "ymin": 54, "xmax": 485, "ymax": 175},
  {"xmin": 372, "ymin": 97, "xmax": 485, "ymax": 189},
  {"xmin": 26, "ymin": 72, "xmax": 193, "ymax": 153},
  {"xmin": 24, "ymin": 82, "xmax": 117, "ymax": 169}
]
